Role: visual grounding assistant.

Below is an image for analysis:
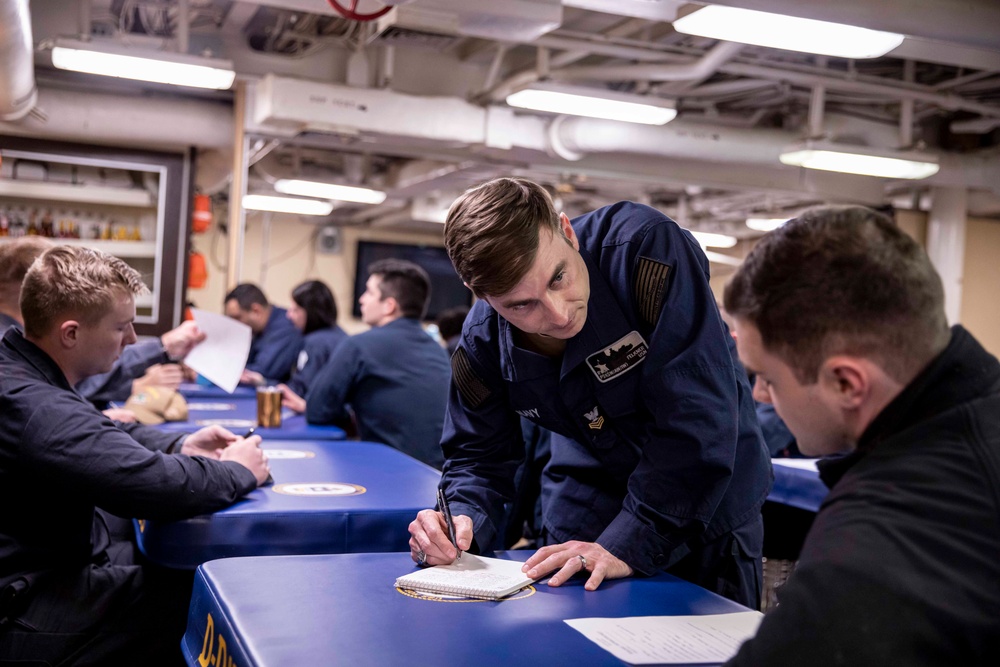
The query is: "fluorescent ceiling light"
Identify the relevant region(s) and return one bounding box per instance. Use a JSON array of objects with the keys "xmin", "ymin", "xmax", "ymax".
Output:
[
  {"xmin": 746, "ymin": 217, "xmax": 791, "ymax": 232},
  {"xmin": 779, "ymin": 141, "xmax": 939, "ymax": 179},
  {"xmin": 690, "ymin": 230, "xmax": 738, "ymax": 249},
  {"xmin": 672, "ymin": 6, "xmax": 905, "ymax": 59},
  {"xmin": 506, "ymin": 82, "xmax": 677, "ymax": 126},
  {"xmin": 274, "ymin": 179, "xmax": 387, "ymax": 205},
  {"xmin": 242, "ymin": 195, "xmax": 334, "ymax": 216},
  {"xmin": 51, "ymin": 41, "xmax": 235, "ymax": 90}
]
